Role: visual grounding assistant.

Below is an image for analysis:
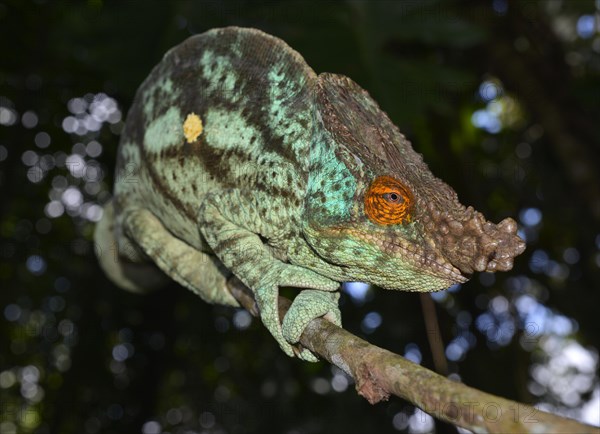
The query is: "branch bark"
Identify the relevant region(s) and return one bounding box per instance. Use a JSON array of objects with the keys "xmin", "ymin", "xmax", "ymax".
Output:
[{"xmin": 227, "ymin": 278, "xmax": 598, "ymax": 434}]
